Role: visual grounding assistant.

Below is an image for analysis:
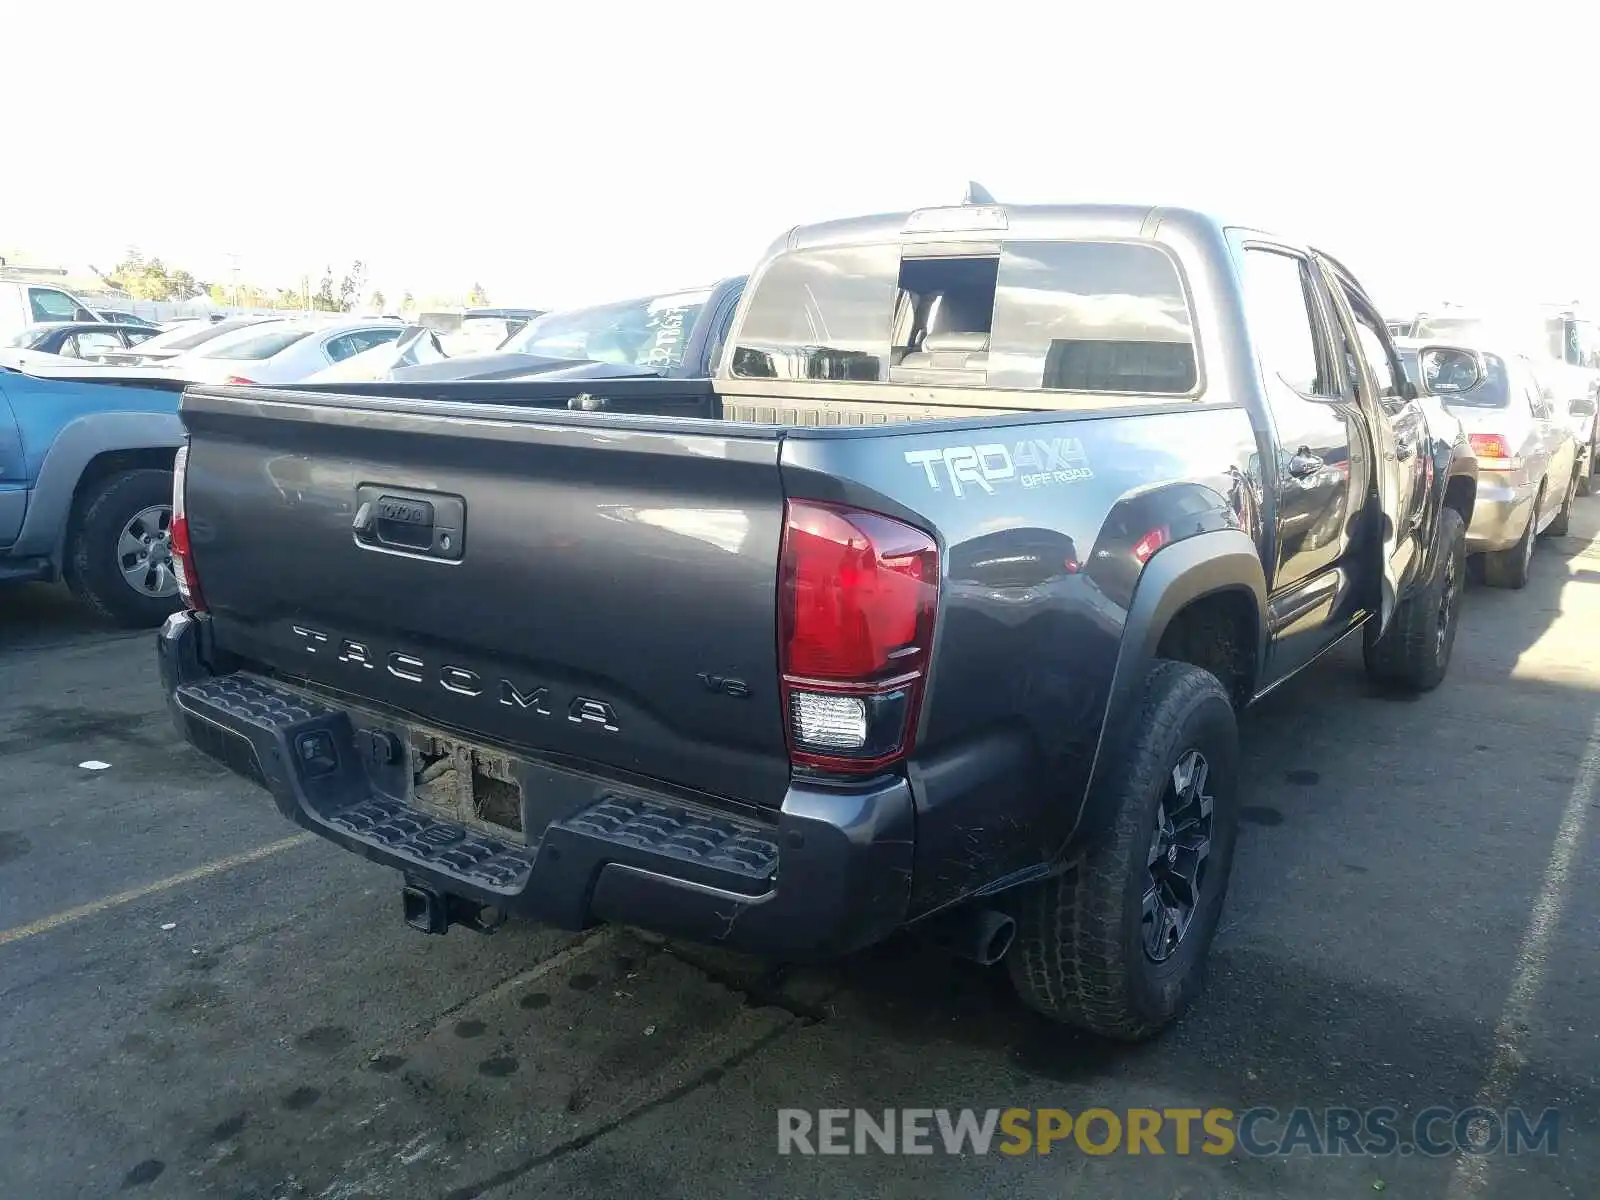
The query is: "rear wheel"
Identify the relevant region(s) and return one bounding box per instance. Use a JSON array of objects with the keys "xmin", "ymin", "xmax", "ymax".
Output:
[
  {"xmin": 62, "ymin": 468, "xmax": 182, "ymax": 628},
  {"xmin": 1363, "ymin": 506, "xmax": 1466, "ymax": 691},
  {"xmin": 1482, "ymin": 486, "xmax": 1541, "ymax": 590},
  {"xmin": 1546, "ymin": 465, "xmax": 1579, "ymax": 538},
  {"xmin": 1006, "ymin": 660, "xmax": 1238, "ymax": 1041}
]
